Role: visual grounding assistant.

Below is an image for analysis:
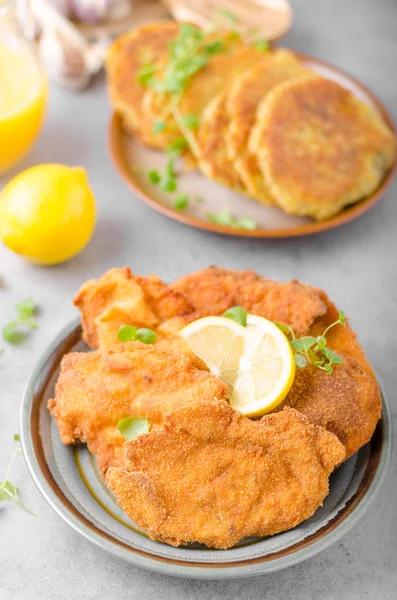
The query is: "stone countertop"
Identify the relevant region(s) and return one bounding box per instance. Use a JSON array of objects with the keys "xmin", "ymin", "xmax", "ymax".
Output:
[{"xmin": 0, "ymin": 0, "xmax": 396, "ymax": 598}]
